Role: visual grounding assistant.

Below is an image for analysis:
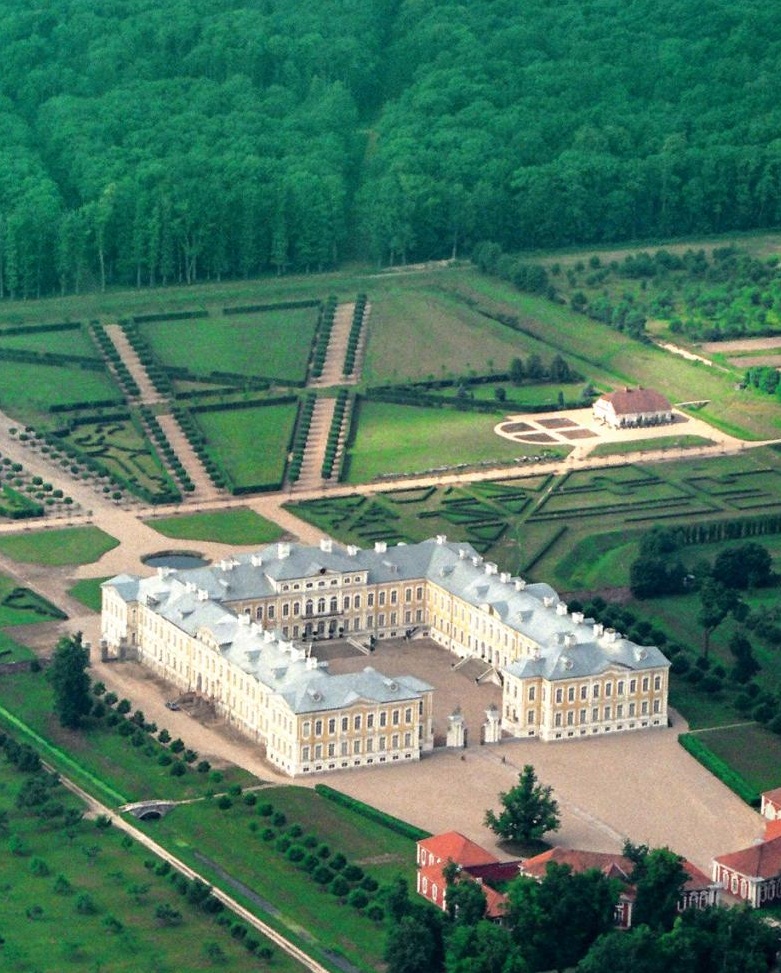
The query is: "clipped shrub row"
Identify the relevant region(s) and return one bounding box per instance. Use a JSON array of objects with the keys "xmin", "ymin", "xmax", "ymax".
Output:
[
  {"xmin": 139, "ymin": 406, "xmax": 195, "ymax": 493},
  {"xmin": 120, "ymin": 321, "xmax": 174, "ymax": 398},
  {"xmin": 173, "ymin": 408, "xmax": 230, "ymax": 492},
  {"xmin": 223, "ymin": 299, "xmax": 320, "ymax": 315},
  {"xmin": 132, "ymin": 310, "xmax": 209, "ymax": 324},
  {"xmin": 224, "ymin": 797, "xmax": 385, "ymax": 922},
  {"xmin": 0, "ymin": 348, "xmax": 104, "ymax": 370},
  {"xmin": 49, "ymin": 398, "xmax": 127, "ymax": 414},
  {"xmin": 287, "ymin": 394, "xmax": 316, "ymax": 483},
  {"xmin": 89, "ymin": 323, "xmax": 141, "ymax": 398},
  {"xmin": 678, "ymin": 733, "xmax": 759, "ymax": 806},
  {"xmin": 321, "ymin": 390, "xmax": 350, "ymax": 480},
  {"xmin": 342, "ymin": 293, "xmax": 367, "ymax": 376},
  {"xmin": 0, "ymin": 320, "xmax": 81, "ymax": 337},
  {"xmin": 314, "ymin": 783, "xmax": 432, "ymax": 841},
  {"xmin": 309, "ymin": 296, "xmax": 338, "ymax": 378}
]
